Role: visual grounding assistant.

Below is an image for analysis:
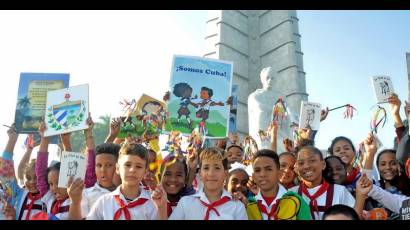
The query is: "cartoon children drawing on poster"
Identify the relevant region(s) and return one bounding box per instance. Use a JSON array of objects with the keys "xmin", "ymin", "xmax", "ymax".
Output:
[
  {"xmin": 172, "ymin": 82, "xmax": 197, "ymax": 129},
  {"xmin": 193, "ymin": 86, "xmax": 224, "ymax": 134}
]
